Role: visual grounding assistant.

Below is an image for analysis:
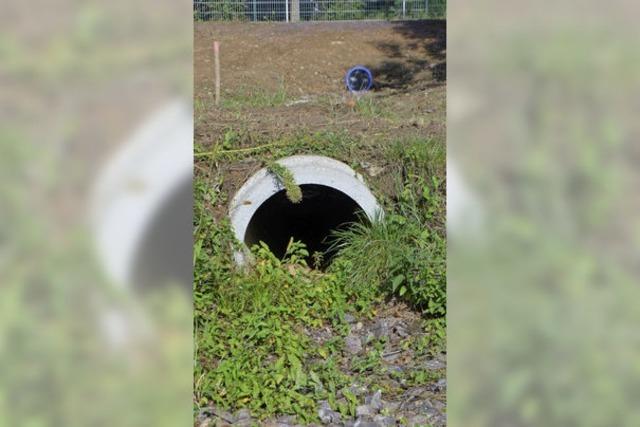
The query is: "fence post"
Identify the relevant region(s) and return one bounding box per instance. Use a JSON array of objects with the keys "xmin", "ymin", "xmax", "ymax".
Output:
[
  {"xmin": 253, "ymin": 0, "xmax": 257, "ymax": 21},
  {"xmin": 402, "ymin": 0, "xmax": 406, "ymax": 18},
  {"xmin": 285, "ymin": 0, "xmax": 290, "ymax": 22},
  {"xmin": 425, "ymin": 0, "xmax": 429, "ymax": 16},
  {"xmin": 291, "ymin": 0, "xmax": 300, "ymax": 21},
  {"xmin": 213, "ymin": 41, "xmax": 220, "ymax": 106}
]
